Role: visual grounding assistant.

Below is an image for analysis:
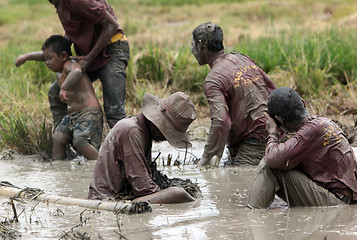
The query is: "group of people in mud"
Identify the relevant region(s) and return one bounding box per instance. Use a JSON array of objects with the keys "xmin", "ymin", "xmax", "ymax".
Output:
[{"xmin": 15, "ymin": 0, "xmax": 357, "ymax": 208}]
